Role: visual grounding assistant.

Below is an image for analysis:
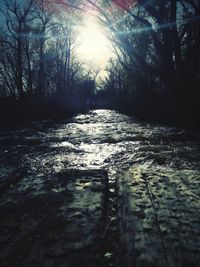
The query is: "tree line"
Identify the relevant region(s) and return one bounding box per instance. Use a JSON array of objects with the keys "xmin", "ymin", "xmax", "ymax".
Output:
[
  {"xmin": 0, "ymin": 0, "xmax": 200, "ymax": 127},
  {"xmin": 100, "ymin": 0, "xmax": 200, "ymax": 126},
  {"xmin": 0, "ymin": 0, "xmax": 97, "ymax": 123}
]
